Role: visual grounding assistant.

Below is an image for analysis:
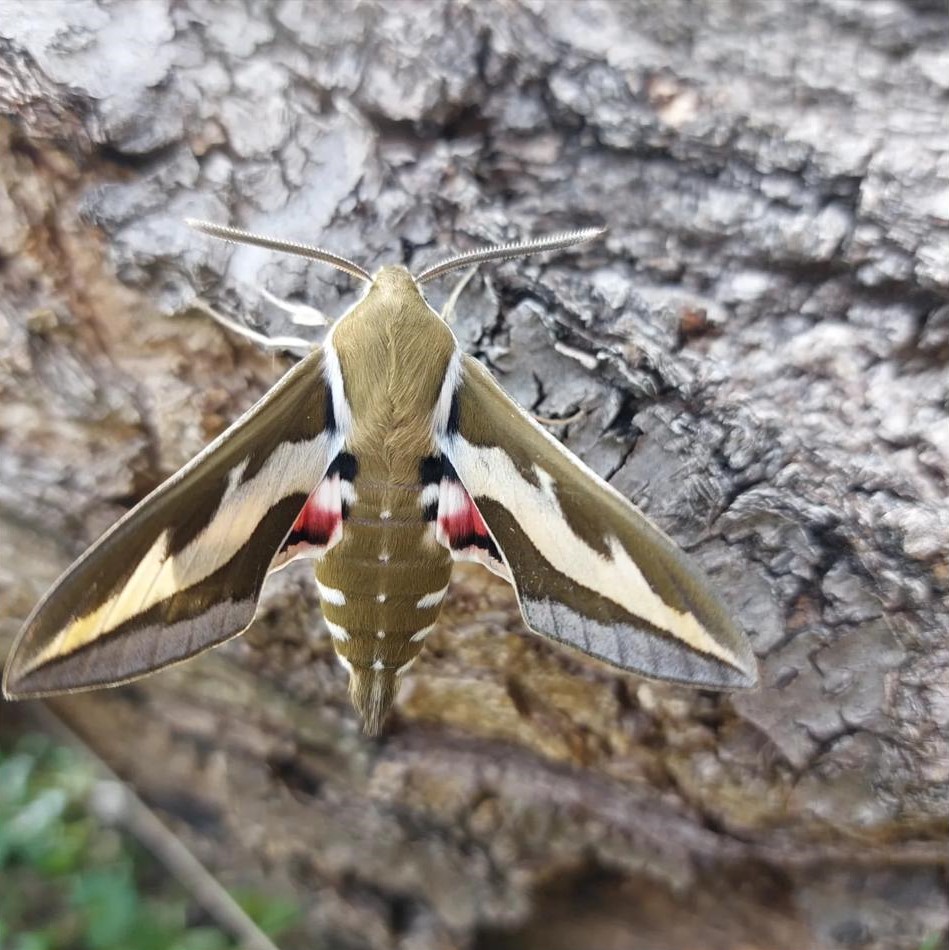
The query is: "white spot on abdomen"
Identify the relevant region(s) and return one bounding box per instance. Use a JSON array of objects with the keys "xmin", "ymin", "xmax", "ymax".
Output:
[
  {"xmin": 317, "ymin": 582, "xmax": 346, "ymax": 605},
  {"xmin": 416, "ymin": 585, "xmax": 448, "ymax": 609},
  {"xmin": 410, "ymin": 623, "xmax": 436, "ymax": 642},
  {"xmin": 325, "ymin": 620, "xmax": 350, "ymax": 642}
]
